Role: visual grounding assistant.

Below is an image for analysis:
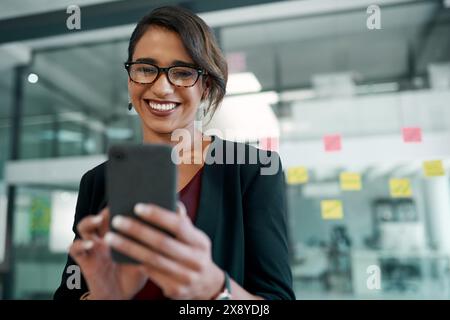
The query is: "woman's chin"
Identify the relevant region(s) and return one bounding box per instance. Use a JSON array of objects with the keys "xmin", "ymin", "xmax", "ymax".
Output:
[{"xmin": 142, "ymin": 121, "xmax": 177, "ymax": 136}]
